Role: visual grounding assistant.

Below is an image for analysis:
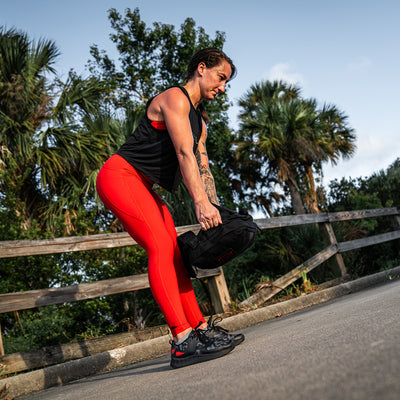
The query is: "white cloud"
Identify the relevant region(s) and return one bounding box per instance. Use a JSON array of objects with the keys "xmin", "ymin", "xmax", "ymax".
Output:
[
  {"xmin": 322, "ymin": 130, "xmax": 399, "ymax": 185},
  {"xmin": 265, "ymin": 62, "xmax": 305, "ymax": 86}
]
